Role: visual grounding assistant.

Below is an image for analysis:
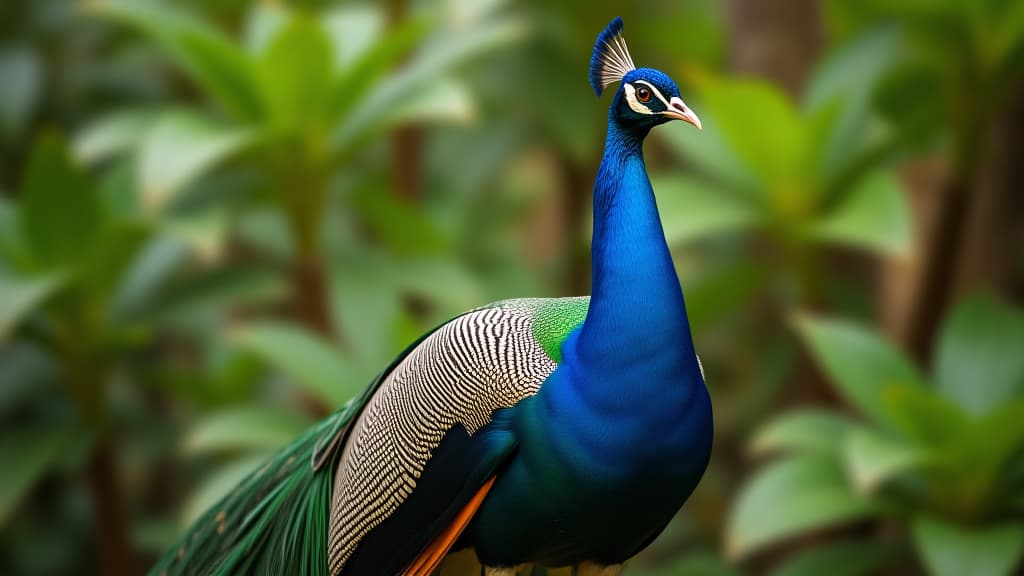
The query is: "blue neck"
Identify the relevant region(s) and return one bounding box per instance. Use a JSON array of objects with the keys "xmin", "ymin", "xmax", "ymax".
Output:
[{"xmin": 576, "ymin": 119, "xmax": 693, "ymax": 368}]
